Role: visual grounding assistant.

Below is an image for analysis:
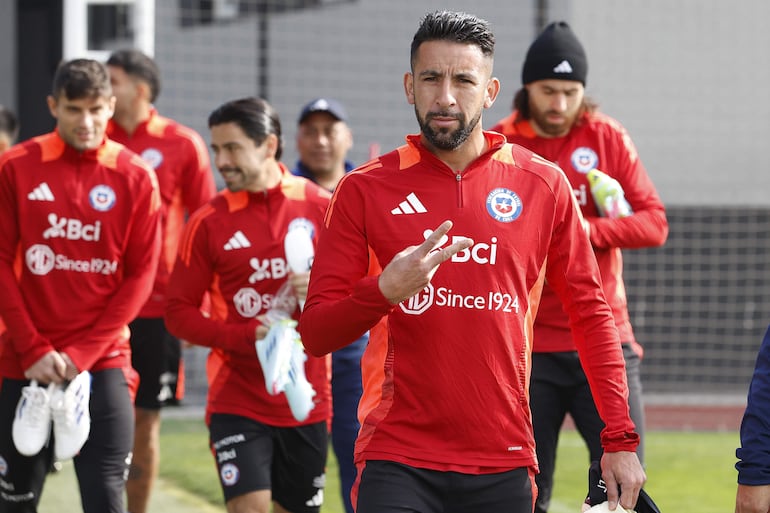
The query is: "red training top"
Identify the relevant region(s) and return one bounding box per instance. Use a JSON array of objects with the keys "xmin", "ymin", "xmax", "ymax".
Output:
[
  {"xmin": 107, "ymin": 109, "xmax": 216, "ymax": 318},
  {"xmin": 491, "ymin": 112, "xmax": 668, "ymax": 356},
  {"xmin": 165, "ymin": 166, "xmax": 332, "ymax": 427},
  {"xmin": 0, "ymin": 131, "xmax": 162, "ymax": 378},
  {"xmin": 301, "ymin": 132, "xmax": 638, "ymax": 474}
]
